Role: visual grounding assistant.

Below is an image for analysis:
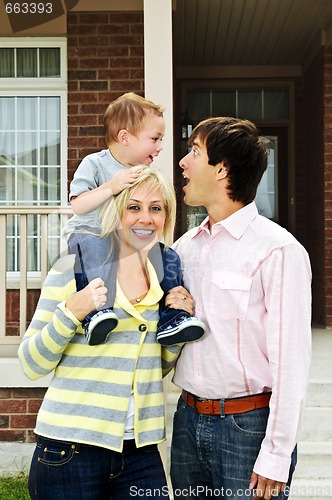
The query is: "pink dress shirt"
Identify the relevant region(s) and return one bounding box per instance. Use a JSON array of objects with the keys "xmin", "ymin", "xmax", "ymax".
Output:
[{"xmin": 172, "ymin": 202, "xmax": 312, "ymax": 483}]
